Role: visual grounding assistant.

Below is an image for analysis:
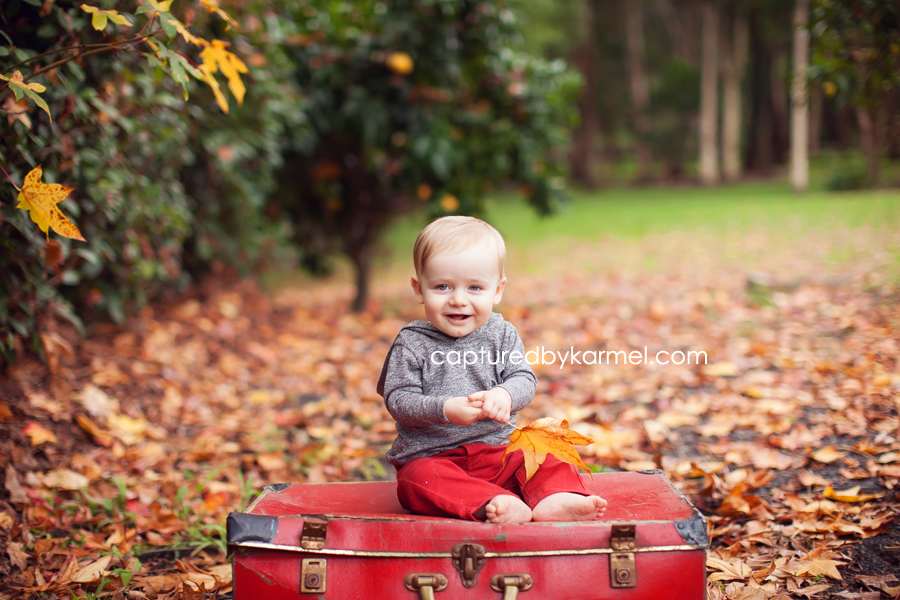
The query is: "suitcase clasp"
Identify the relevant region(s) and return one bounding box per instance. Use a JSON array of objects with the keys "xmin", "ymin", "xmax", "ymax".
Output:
[
  {"xmin": 451, "ymin": 543, "xmax": 486, "ymax": 588},
  {"xmin": 610, "ymin": 524, "xmax": 637, "ymax": 588},
  {"xmin": 300, "ymin": 519, "xmax": 327, "ymax": 550}
]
